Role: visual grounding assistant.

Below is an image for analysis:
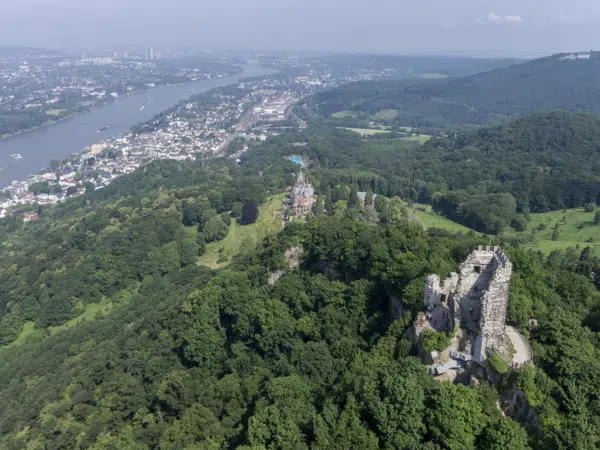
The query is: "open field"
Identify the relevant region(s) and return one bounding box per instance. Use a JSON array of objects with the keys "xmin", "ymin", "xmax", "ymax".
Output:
[
  {"xmin": 413, "ymin": 73, "xmax": 449, "ymax": 79},
  {"xmin": 340, "ymin": 127, "xmax": 390, "ymax": 135},
  {"xmin": 410, "ymin": 204, "xmax": 600, "ymax": 256},
  {"xmin": 504, "ymin": 208, "xmax": 600, "ymax": 256},
  {"xmin": 1, "ymin": 287, "xmax": 136, "ymax": 350},
  {"xmin": 199, "ymin": 194, "xmax": 286, "ymax": 269},
  {"xmin": 410, "ymin": 204, "xmax": 472, "ymax": 233},
  {"xmin": 340, "ymin": 127, "xmax": 432, "ymax": 142},
  {"xmin": 373, "ymin": 109, "xmax": 398, "ymax": 120},
  {"xmin": 46, "ymin": 109, "xmax": 66, "ymax": 116},
  {"xmin": 331, "ymin": 110, "xmax": 358, "ymax": 118},
  {"xmin": 400, "ymin": 134, "xmax": 432, "ymax": 143}
]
